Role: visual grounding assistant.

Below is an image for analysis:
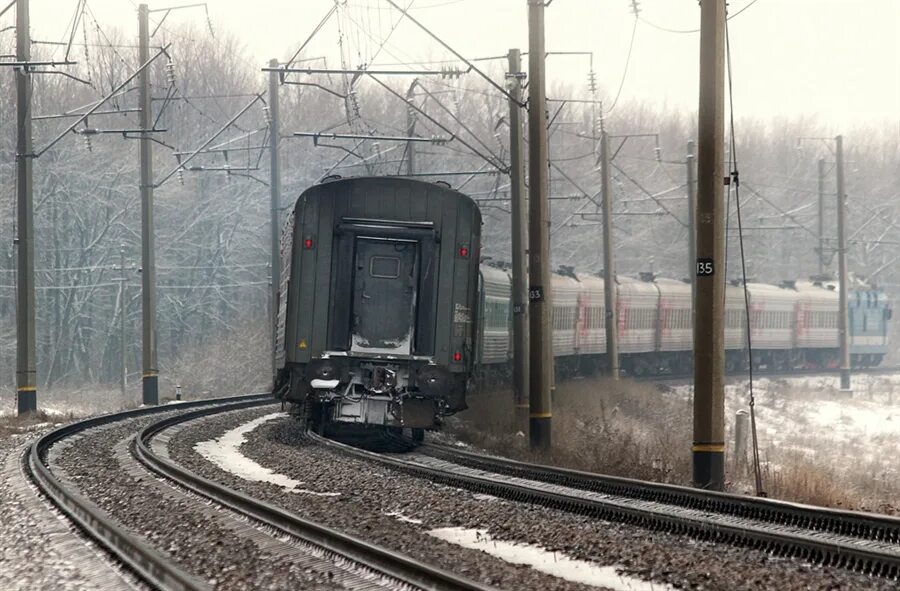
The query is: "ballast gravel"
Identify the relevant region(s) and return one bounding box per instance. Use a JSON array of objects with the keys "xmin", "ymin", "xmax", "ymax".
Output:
[
  {"xmin": 0, "ymin": 424, "xmax": 137, "ymax": 591},
  {"xmin": 167, "ymin": 406, "xmax": 898, "ymax": 591},
  {"xmin": 50, "ymin": 408, "xmax": 352, "ymax": 591}
]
